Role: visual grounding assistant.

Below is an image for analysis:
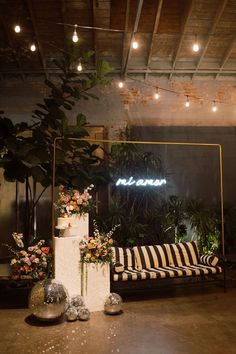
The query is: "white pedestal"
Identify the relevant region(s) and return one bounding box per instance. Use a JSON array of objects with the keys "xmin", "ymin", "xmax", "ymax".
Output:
[
  {"xmin": 53, "ymin": 236, "xmax": 82, "ymax": 298},
  {"xmin": 82, "ymin": 263, "xmax": 110, "ymax": 312},
  {"xmin": 64, "ymin": 214, "xmax": 89, "ymax": 239}
]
